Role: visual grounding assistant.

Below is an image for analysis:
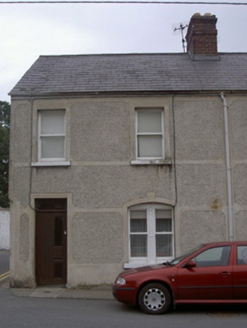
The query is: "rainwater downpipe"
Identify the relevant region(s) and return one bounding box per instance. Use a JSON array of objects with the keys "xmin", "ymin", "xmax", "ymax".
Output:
[{"xmin": 220, "ymin": 92, "xmax": 233, "ymax": 241}]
